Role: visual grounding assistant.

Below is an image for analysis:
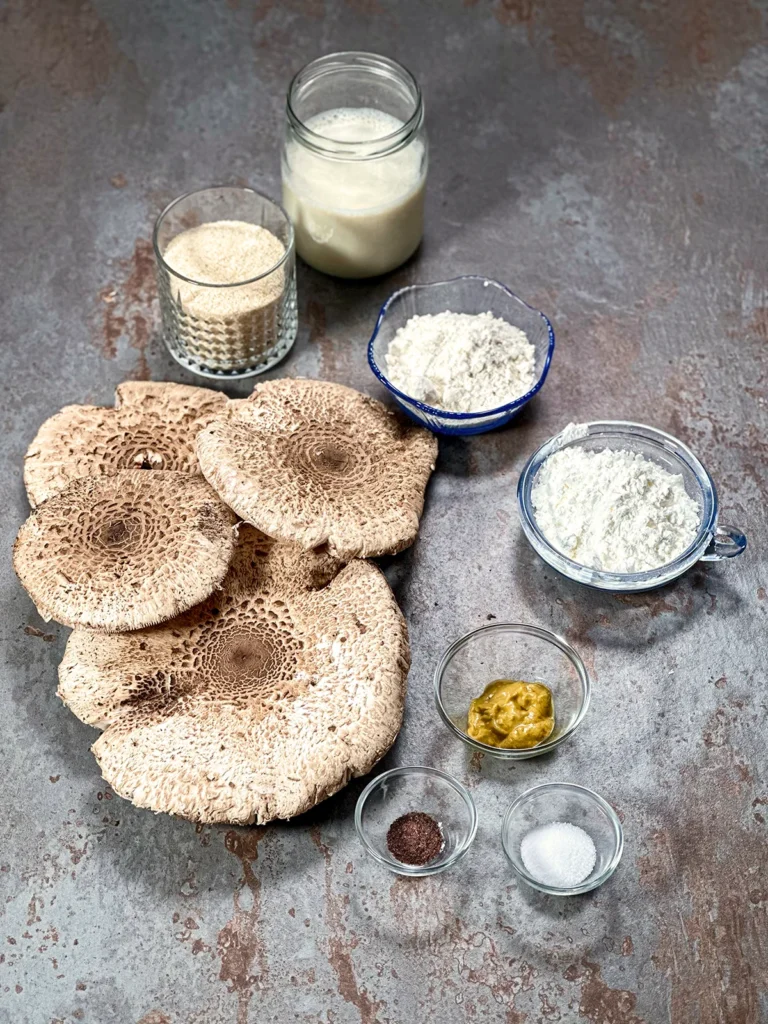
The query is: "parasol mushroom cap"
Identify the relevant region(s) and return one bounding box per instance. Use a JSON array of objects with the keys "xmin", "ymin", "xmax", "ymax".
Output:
[
  {"xmin": 14, "ymin": 470, "xmax": 237, "ymax": 631},
  {"xmin": 196, "ymin": 378, "xmax": 438, "ymax": 560},
  {"xmin": 24, "ymin": 381, "xmax": 229, "ymax": 507},
  {"xmin": 58, "ymin": 526, "xmax": 409, "ymax": 825}
]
